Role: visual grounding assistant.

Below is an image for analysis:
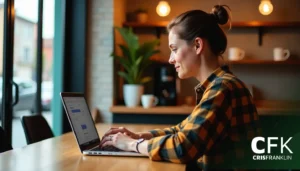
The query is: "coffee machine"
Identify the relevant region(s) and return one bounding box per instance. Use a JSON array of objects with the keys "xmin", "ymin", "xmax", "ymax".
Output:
[{"xmin": 154, "ymin": 64, "xmax": 177, "ymax": 106}]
